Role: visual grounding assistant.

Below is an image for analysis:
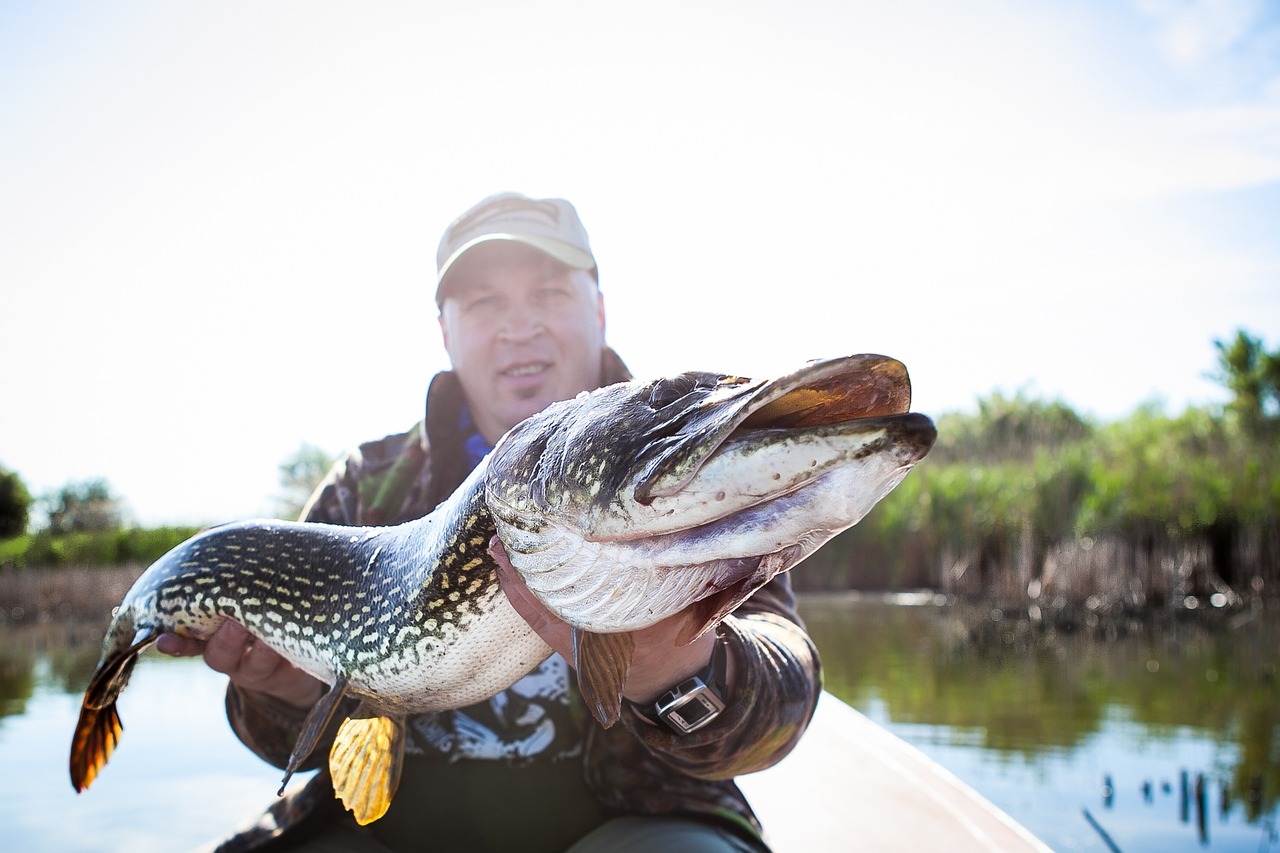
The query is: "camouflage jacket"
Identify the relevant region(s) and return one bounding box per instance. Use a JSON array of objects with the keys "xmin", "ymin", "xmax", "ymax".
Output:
[{"xmin": 216, "ymin": 349, "xmax": 821, "ymax": 852}]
